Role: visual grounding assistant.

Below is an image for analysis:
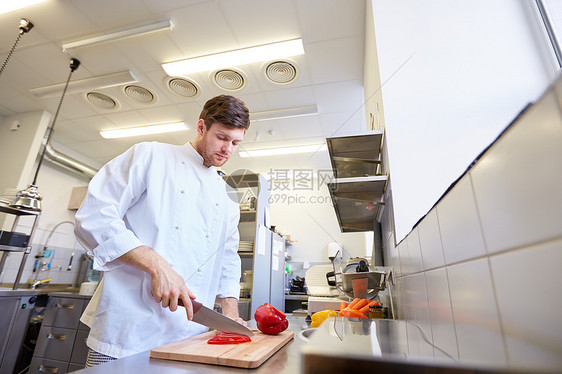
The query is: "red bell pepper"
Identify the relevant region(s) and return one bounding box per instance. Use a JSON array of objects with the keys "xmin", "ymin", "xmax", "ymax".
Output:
[
  {"xmin": 207, "ymin": 333, "xmax": 252, "ymax": 344},
  {"xmin": 254, "ymin": 303, "xmax": 289, "ymax": 335}
]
